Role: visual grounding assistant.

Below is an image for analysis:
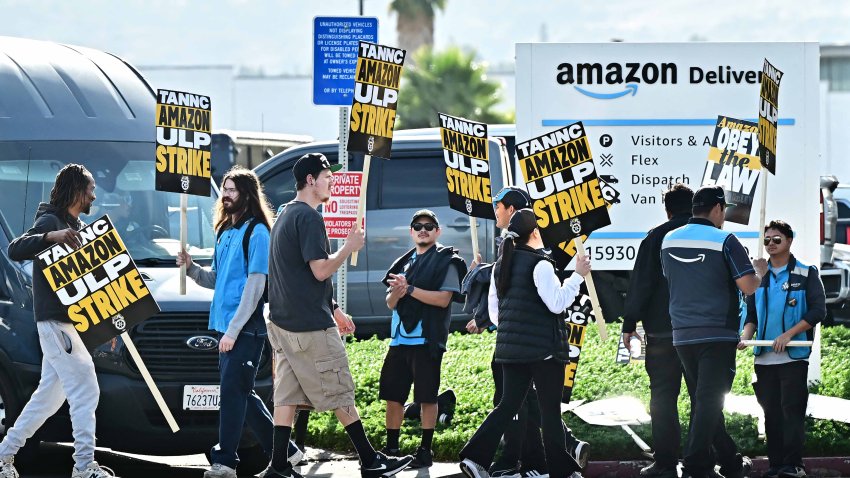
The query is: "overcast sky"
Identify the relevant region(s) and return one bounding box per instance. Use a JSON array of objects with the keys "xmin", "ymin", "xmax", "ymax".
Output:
[{"xmin": 2, "ymin": 0, "xmax": 848, "ymax": 74}]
